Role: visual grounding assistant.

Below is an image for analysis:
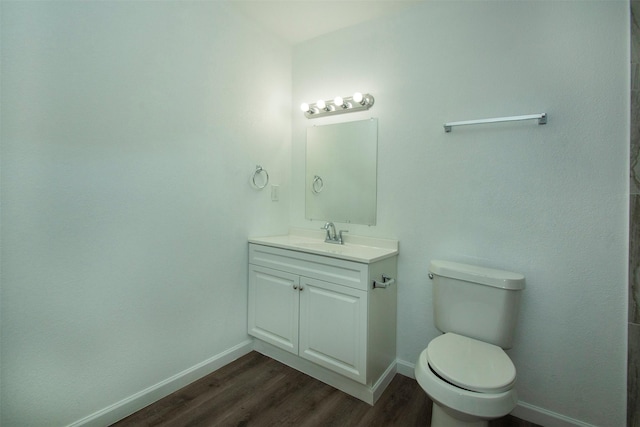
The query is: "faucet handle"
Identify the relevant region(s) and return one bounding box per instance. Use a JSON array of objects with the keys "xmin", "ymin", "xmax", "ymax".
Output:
[{"xmin": 338, "ymin": 230, "xmax": 348, "ymax": 244}]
